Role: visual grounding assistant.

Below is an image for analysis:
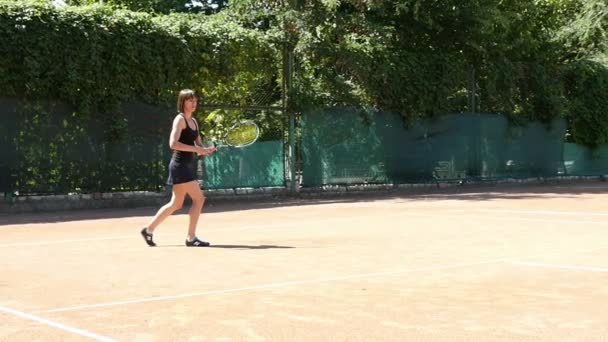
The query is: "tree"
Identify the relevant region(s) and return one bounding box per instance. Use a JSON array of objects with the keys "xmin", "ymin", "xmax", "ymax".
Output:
[{"xmin": 558, "ymin": 0, "xmax": 608, "ymax": 62}]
